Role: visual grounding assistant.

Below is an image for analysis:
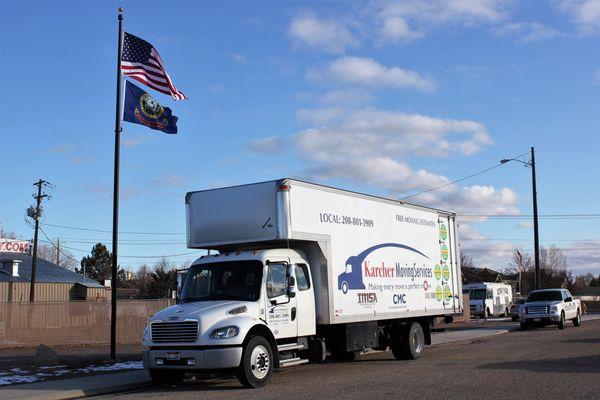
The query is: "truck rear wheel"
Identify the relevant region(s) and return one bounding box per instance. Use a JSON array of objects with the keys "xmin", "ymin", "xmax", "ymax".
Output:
[
  {"xmin": 238, "ymin": 336, "xmax": 273, "ymax": 388},
  {"xmin": 392, "ymin": 322, "xmax": 424, "ymax": 360}
]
